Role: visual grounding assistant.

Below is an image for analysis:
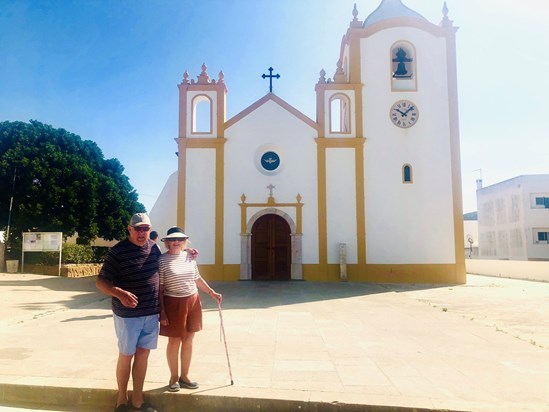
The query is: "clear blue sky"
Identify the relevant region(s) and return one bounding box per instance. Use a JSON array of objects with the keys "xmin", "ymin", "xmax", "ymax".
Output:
[{"xmin": 1, "ymin": 0, "xmax": 547, "ymax": 214}]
